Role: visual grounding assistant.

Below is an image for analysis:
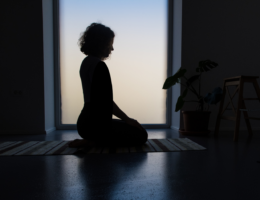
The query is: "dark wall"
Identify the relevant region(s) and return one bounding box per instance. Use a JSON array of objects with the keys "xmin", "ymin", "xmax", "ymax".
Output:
[
  {"xmin": 1, "ymin": 0, "xmax": 260, "ymax": 134},
  {"xmin": 0, "ymin": 0, "xmax": 45, "ymax": 134},
  {"xmin": 181, "ymin": 0, "xmax": 260, "ymax": 130}
]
